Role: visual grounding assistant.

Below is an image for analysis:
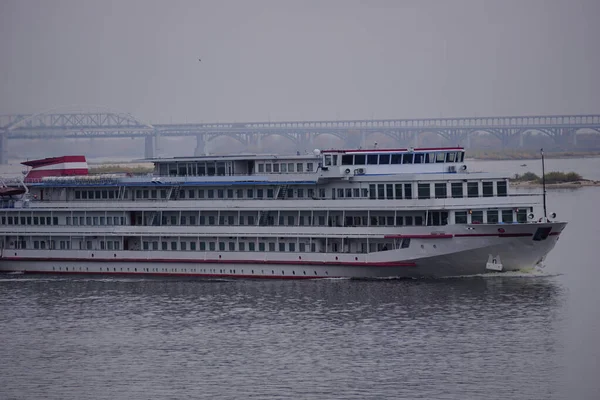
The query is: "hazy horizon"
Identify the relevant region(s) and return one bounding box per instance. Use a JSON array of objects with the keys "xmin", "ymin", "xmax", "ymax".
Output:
[{"xmin": 1, "ymin": 0, "xmax": 599, "ymax": 125}]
